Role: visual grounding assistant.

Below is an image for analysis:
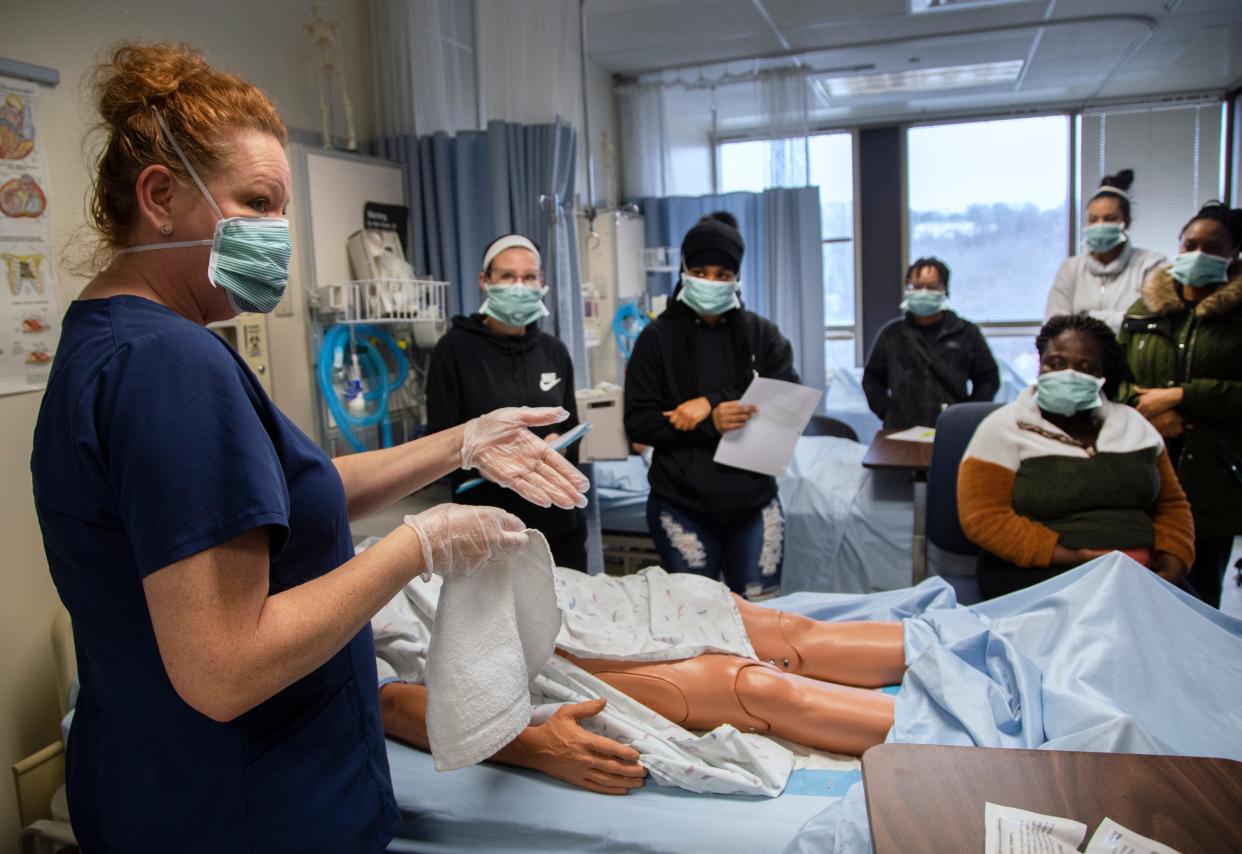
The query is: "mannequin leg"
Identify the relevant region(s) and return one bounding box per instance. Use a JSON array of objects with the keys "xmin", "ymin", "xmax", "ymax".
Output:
[
  {"xmin": 734, "ymin": 595, "xmax": 905, "ymax": 688},
  {"xmin": 735, "ymin": 665, "xmax": 894, "ymax": 756},
  {"xmin": 560, "ymin": 652, "xmax": 895, "ymax": 757}
]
